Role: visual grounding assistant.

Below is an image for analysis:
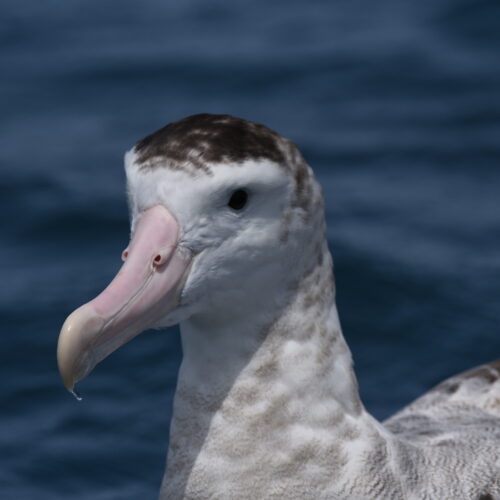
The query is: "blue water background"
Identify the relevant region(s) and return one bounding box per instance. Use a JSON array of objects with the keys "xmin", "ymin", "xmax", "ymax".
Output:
[{"xmin": 1, "ymin": 1, "xmax": 499, "ymax": 498}]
